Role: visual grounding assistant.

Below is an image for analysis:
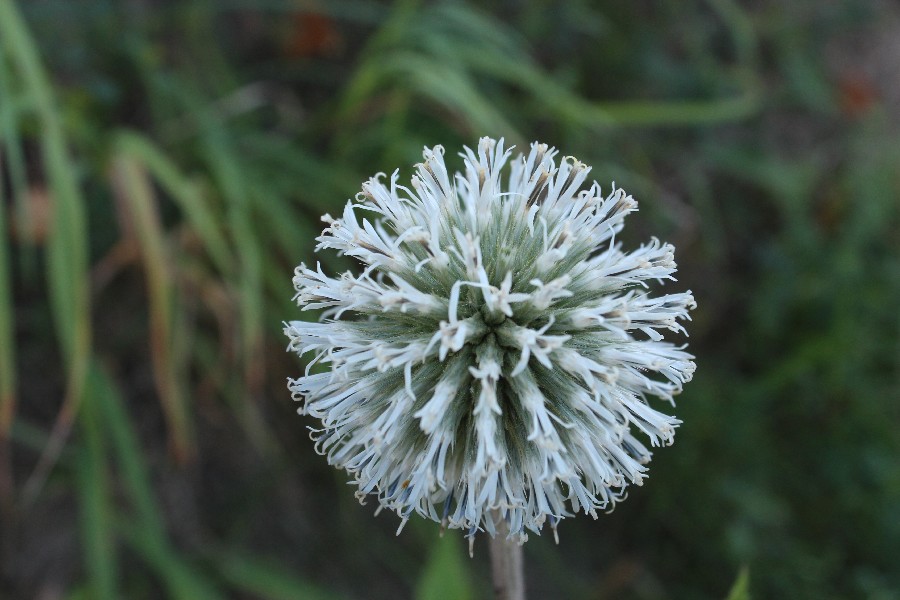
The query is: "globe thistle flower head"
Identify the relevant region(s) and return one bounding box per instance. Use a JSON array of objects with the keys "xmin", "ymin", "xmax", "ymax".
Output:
[{"xmin": 285, "ymin": 137, "xmax": 696, "ymax": 544}]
